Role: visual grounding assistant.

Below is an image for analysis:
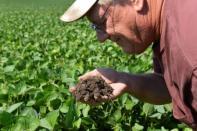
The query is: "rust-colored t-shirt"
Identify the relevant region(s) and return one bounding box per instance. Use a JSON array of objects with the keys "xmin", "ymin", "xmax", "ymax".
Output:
[{"xmin": 153, "ymin": 0, "xmax": 197, "ymax": 129}]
